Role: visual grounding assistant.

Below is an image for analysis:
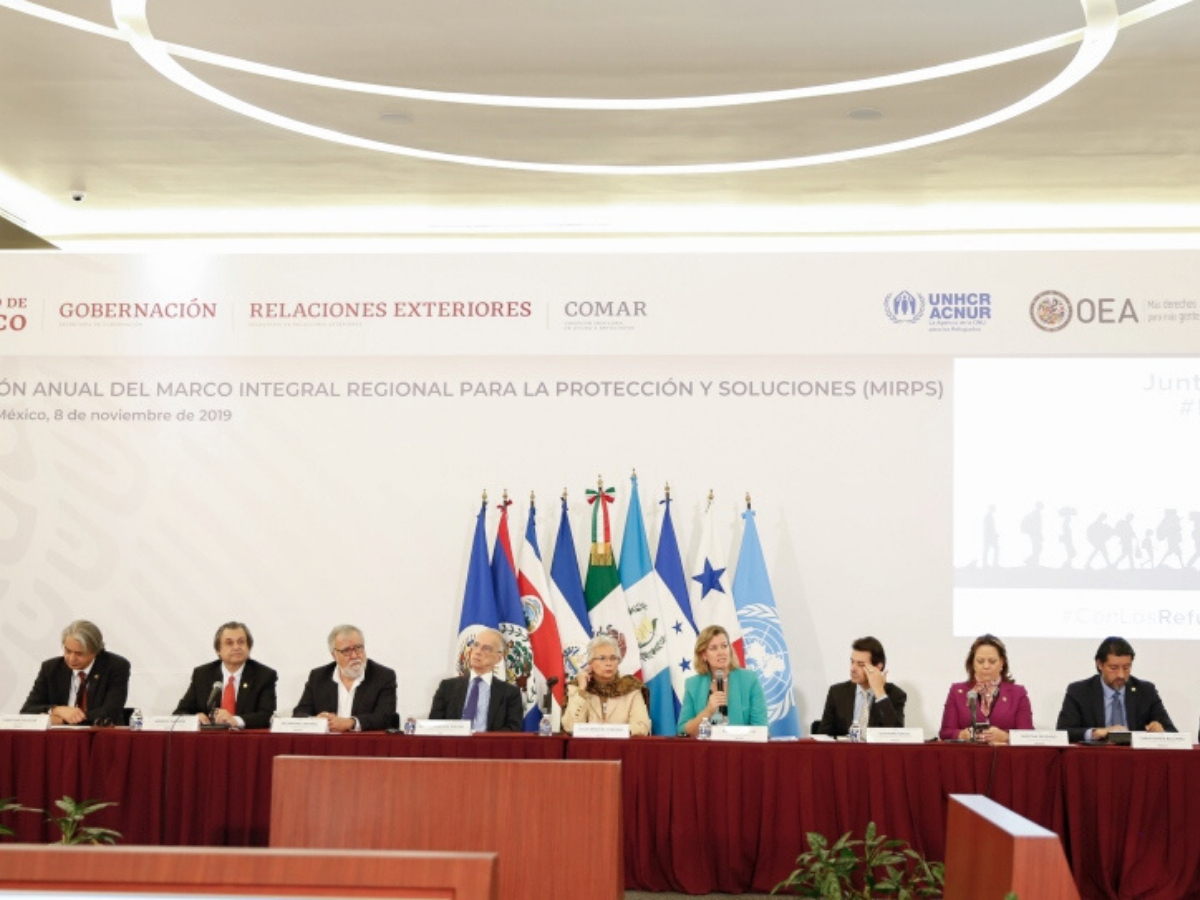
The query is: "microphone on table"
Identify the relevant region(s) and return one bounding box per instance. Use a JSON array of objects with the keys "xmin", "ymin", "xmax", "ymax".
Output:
[
  {"xmin": 967, "ymin": 690, "xmax": 978, "ymax": 741},
  {"xmin": 714, "ymin": 669, "xmax": 728, "ymax": 719},
  {"xmin": 205, "ymin": 680, "xmax": 222, "ymax": 720}
]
